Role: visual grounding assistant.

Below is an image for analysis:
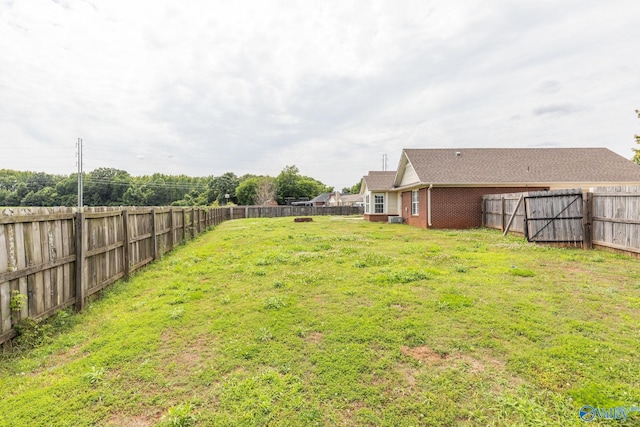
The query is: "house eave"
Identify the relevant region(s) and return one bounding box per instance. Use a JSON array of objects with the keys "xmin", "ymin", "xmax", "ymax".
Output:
[{"xmin": 391, "ymin": 181, "xmax": 640, "ymax": 191}]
